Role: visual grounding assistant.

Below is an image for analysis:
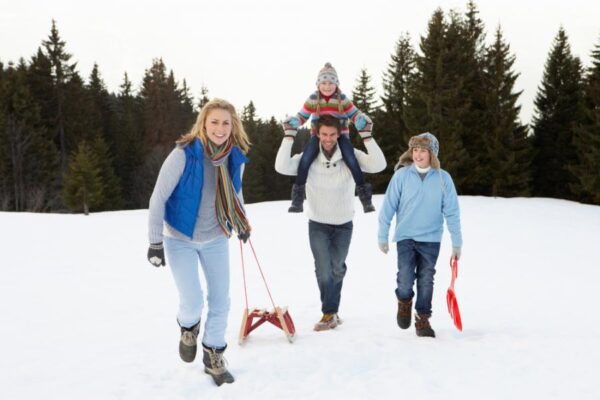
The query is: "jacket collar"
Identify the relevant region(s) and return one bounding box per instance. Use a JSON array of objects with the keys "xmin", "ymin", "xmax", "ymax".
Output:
[{"xmin": 317, "ymin": 142, "xmax": 343, "ymax": 164}]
